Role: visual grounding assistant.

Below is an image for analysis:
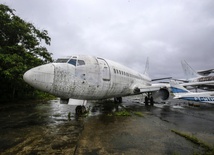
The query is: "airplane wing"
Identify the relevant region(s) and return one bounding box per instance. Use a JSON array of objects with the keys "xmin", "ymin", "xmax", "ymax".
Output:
[
  {"xmin": 132, "ymin": 80, "xmax": 214, "ymax": 104},
  {"xmin": 195, "ymin": 84, "xmax": 214, "ymax": 91},
  {"xmin": 182, "ymin": 82, "xmax": 214, "ymax": 91},
  {"xmin": 180, "ymin": 80, "xmax": 214, "ymax": 87},
  {"xmin": 139, "ymin": 83, "xmax": 169, "ymax": 92},
  {"xmin": 197, "ymin": 69, "xmax": 214, "ymax": 76},
  {"xmin": 151, "ymin": 77, "xmax": 172, "ymax": 81},
  {"xmin": 138, "ymin": 80, "xmax": 214, "ymax": 93}
]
